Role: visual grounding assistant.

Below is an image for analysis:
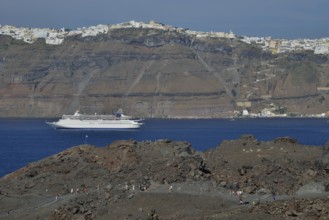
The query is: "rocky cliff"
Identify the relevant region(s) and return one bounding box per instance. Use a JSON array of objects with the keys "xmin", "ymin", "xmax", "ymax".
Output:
[{"xmin": 0, "ymin": 26, "xmax": 329, "ymax": 117}]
